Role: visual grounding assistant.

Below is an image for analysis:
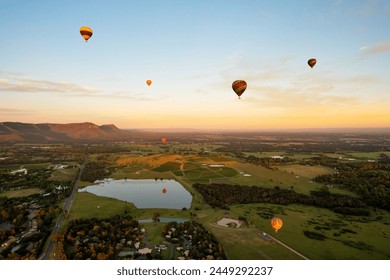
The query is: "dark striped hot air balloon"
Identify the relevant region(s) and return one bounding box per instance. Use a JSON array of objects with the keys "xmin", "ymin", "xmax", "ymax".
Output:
[
  {"xmin": 308, "ymin": 58, "xmax": 317, "ymax": 68},
  {"xmin": 232, "ymin": 80, "xmax": 247, "ymax": 99},
  {"xmin": 80, "ymin": 26, "xmax": 93, "ymax": 42}
]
